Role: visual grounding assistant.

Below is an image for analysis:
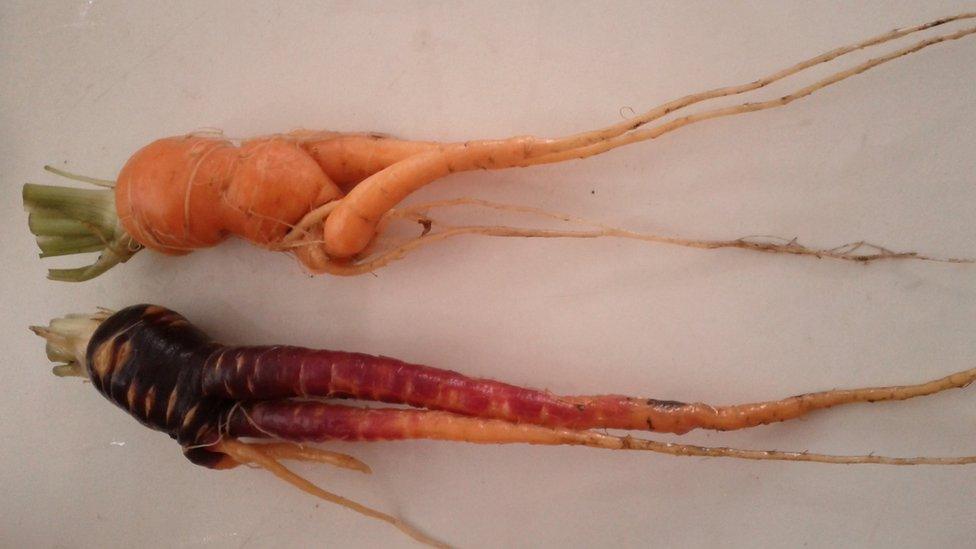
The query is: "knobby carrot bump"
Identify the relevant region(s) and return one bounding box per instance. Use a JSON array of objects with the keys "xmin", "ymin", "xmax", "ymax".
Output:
[
  {"xmin": 31, "ymin": 305, "xmax": 976, "ymax": 546},
  {"xmin": 22, "ymin": 13, "xmax": 976, "ymax": 281}
]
